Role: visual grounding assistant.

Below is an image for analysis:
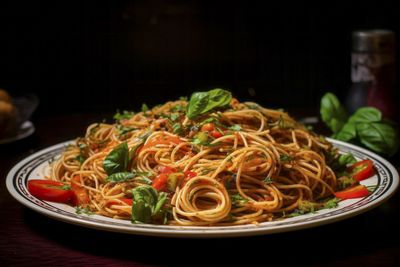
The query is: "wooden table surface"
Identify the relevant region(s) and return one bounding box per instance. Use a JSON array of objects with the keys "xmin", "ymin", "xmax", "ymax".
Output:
[{"xmin": 1, "ymin": 112, "xmax": 400, "ymax": 267}]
